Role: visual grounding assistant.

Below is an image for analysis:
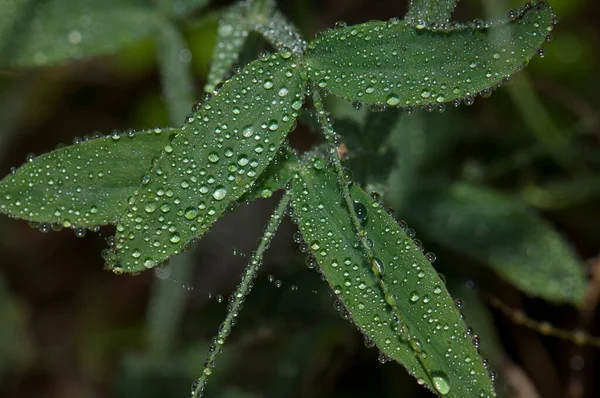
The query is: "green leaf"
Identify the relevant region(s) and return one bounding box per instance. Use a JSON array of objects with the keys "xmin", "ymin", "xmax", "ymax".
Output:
[
  {"xmin": 107, "ymin": 53, "xmax": 306, "ymax": 273},
  {"xmin": 204, "ymin": 2, "xmax": 251, "ymax": 92},
  {"xmin": 405, "ymin": 182, "xmax": 587, "ymax": 305},
  {"xmin": 291, "ymin": 160, "xmax": 495, "ymax": 397},
  {"xmin": 0, "ymin": 0, "xmax": 160, "ymax": 68},
  {"xmin": 304, "ymin": 3, "xmax": 555, "ymax": 107},
  {"xmin": 156, "ymin": 20, "xmax": 196, "ymax": 123},
  {"xmin": 238, "ymin": 145, "xmax": 298, "ymax": 202},
  {"xmin": 405, "ymin": 0, "xmax": 459, "ymax": 25},
  {"xmin": 0, "ymin": 128, "xmax": 175, "ymax": 228},
  {"xmin": 385, "ymin": 111, "xmax": 427, "ymax": 207},
  {"xmin": 158, "ymin": 0, "xmax": 210, "ymax": 18},
  {"xmin": 253, "ymin": 10, "xmax": 306, "ymax": 54}
]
